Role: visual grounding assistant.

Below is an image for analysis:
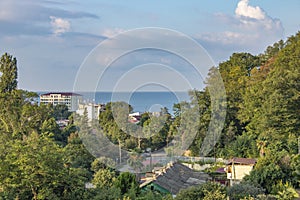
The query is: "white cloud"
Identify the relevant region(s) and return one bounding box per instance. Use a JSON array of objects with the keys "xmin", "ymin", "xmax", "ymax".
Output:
[
  {"xmin": 235, "ymin": 0, "xmax": 265, "ymax": 20},
  {"xmin": 234, "ymin": 0, "xmax": 282, "ymax": 32},
  {"xmin": 197, "ymin": 0, "xmax": 284, "ymax": 60},
  {"xmin": 0, "ymin": 8, "xmax": 13, "ymax": 21},
  {"xmin": 50, "ymin": 16, "xmax": 71, "ymax": 36},
  {"xmin": 101, "ymin": 28, "xmax": 125, "ymax": 38},
  {"xmin": 200, "ymin": 31, "xmax": 252, "ymax": 45},
  {"xmin": 0, "ymin": 0, "xmax": 23, "ymax": 21}
]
